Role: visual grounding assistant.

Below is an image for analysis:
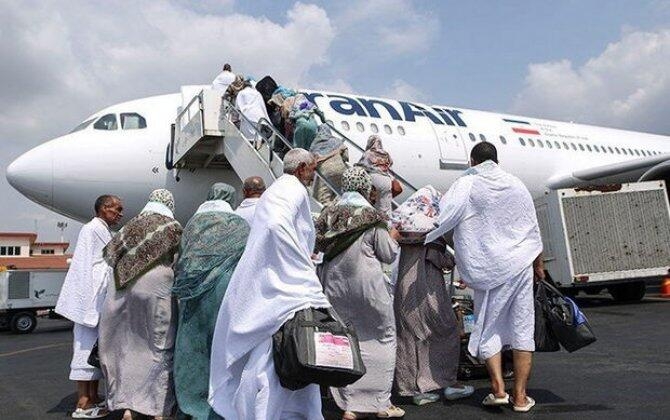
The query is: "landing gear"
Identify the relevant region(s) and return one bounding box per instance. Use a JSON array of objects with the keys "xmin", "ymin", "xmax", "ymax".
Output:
[{"xmin": 608, "ymin": 281, "xmax": 646, "ymax": 302}]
